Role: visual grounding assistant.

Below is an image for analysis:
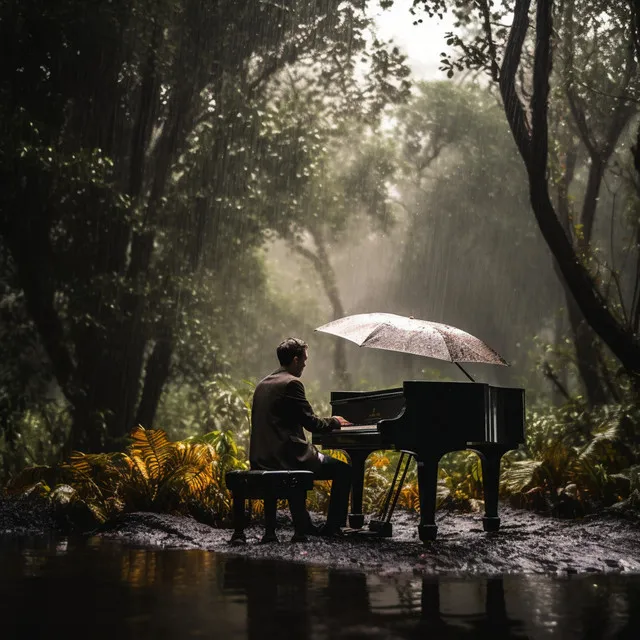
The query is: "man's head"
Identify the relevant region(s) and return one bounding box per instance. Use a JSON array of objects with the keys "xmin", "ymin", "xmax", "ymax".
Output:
[{"xmin": 277, "ymin": 337, "xmax": 308, "ymax": 377}]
